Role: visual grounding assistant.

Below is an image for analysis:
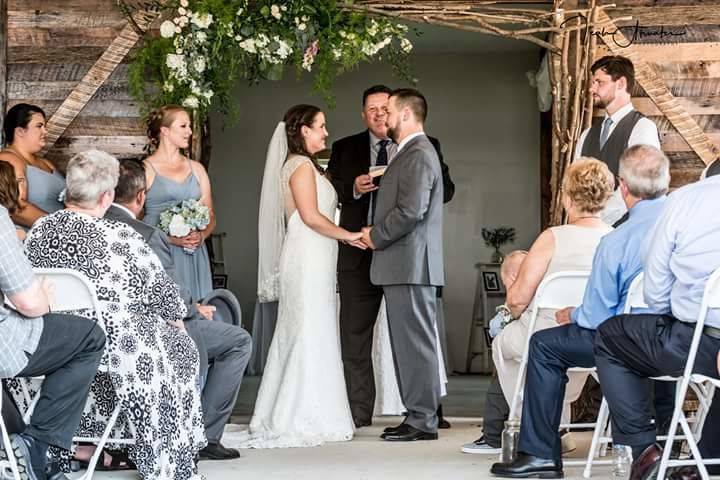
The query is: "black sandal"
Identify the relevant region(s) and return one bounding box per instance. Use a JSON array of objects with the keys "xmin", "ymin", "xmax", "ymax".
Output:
[{"xmin": 75, "ymin": 449, "xmax": 136, "ymax": 471}]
